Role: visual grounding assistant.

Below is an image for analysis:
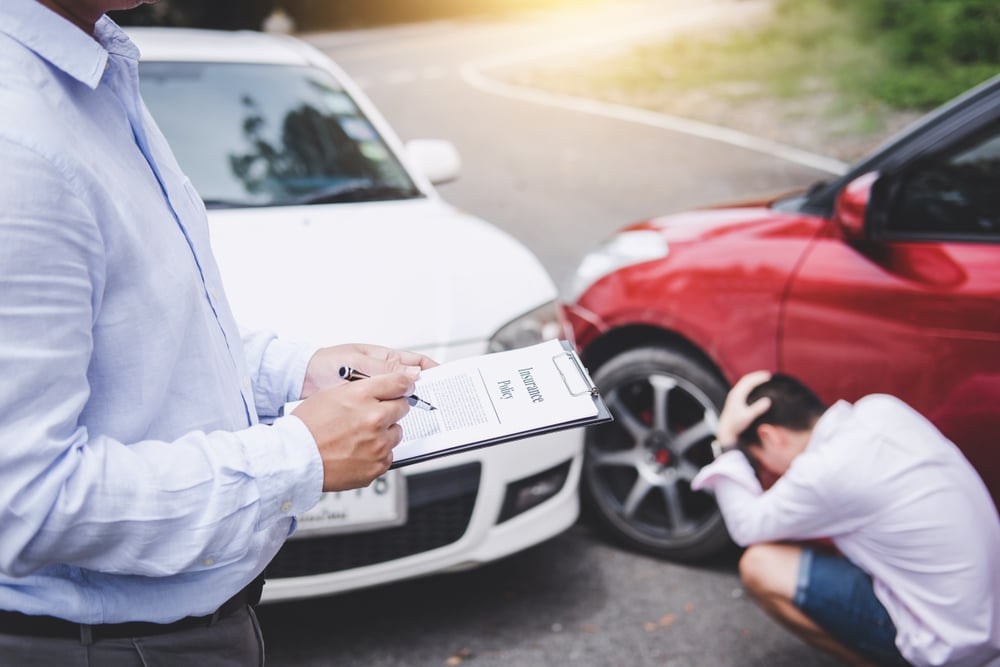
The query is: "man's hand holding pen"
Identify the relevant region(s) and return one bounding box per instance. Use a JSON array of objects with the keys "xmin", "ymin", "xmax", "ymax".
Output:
[
  {"xmin": 339, "ymin": 366, "xmax": 436, "ymax": 411},
  {"xmin": 298, "ymin": 343, "xmax": 437, "ymax": 399},
  {"xmin": 292, "ymin": 344, "xmax": 437, "ymax": 492}
]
